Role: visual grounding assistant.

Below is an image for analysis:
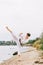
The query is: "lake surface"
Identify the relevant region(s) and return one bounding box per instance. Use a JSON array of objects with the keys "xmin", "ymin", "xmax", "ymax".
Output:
[{"xmin": 0, "ymin": 45, "xmax": 29, "ymax": 63}]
